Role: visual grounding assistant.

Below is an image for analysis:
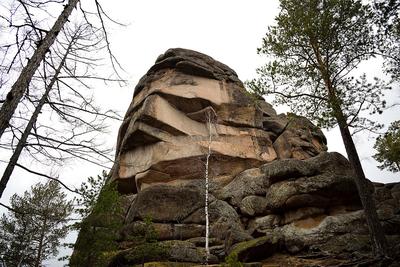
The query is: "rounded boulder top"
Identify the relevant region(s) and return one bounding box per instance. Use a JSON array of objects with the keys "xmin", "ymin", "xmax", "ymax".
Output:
[{"xmin": 134, "ymin": 48, "xmax": 241, "ymax": 96}]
